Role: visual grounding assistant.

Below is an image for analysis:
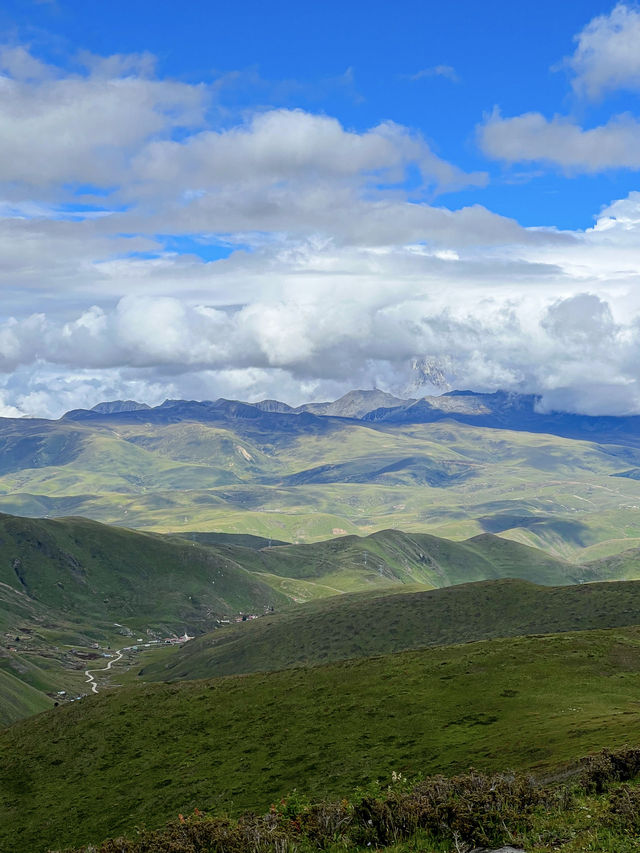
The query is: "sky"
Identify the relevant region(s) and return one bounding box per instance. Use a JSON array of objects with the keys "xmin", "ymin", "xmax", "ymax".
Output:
[{"xmin": 2, "ymin": 0, "xmax": 640, "ymax": 416}]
